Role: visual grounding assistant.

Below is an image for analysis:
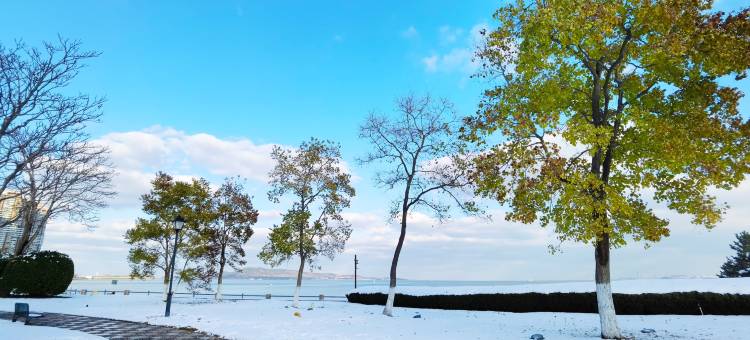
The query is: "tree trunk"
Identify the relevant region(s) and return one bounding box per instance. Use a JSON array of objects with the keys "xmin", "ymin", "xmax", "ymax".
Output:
[
  {"xmin": 595, "ymin": 234, "xmax": 621, "ymax": 339},
  {"xmin": 163, "ymin": 277, "xmax": 169, "ymax": 302},
  {"xmin": 13, "ymin": 206, "xmax": 34, "ymax": 256},
  {"xmin": 216, "ymin": 280, "xmax": 223, "ymax": 301},
  {"xmin": 163, "ymin": 236, "xmax": 172, "ymax": 301},
  {"xmin": 293, "ymin": 254, "xmax": 305, "ymax": 308},
  {"xmin": 588, "ymin": 65, "xmax": 622, "ymax": 338},
  {"xmin": 13, "ymin": 226, "xmax": 29, "ymax": 256},
  {"xmin": 383, "ymin": 206, "xmax": 408, "ymax": 316},
  {"xmin": 216, "ymin": 244, "xmax": 227, "ymax": 301},
  {"xmin": 217, "ymin": 260, "xmax": 225, "ymax": 301}
]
